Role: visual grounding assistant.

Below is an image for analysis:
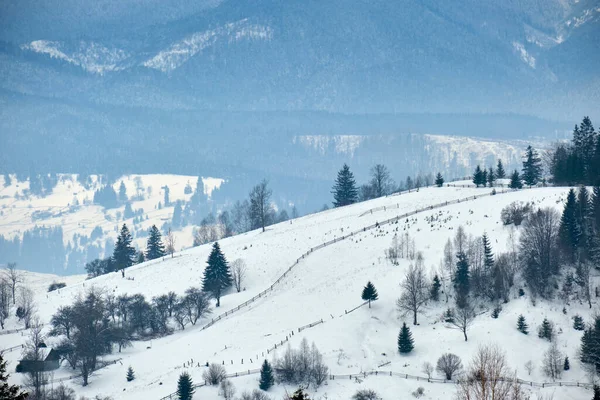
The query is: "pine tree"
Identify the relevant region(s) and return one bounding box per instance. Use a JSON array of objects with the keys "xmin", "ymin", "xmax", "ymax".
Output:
[
  {"xmin": 126, "ymin": 366, "xmax": 135, "ymax": 382},
  {"xmin": 124, "ymin": 202, "xmax": 134, "ymax": 219},
  {"xmin": 136, "ymin": 251, "xmax": 145, "ymax": 264},
  {"xmin": 332, "ymin": 164, "xmax": 358, "ymax": 207},
  {"xmin": 202, "ymin": 242, "xmax": 232, "ymax": 307},
  {"xmin": 361, "ymin": 281, "xmax": 379, "ymax": 308},
  {"xmin": 176, "ymin": 372, "xmax": 194, "ymax": 400},
  {"xmin": 431, "ymin": 274, "xmax": 441, "ymax": 301},
  {"xmin": 0, "ymin": 353, "xmax": 27, "ymax": 399},
  {"xmin": 487, "ymin": 167, "xmax": 495, "ymax": 187},
  {"xmin": 397, "ymin": 322, "xmax": 414, "ymax": 354},
  {"xmin": 259, "ymin": 360, "xmax": 274, "ymax": 391},
  {"xmin": 435, "ymin": 173, "xmax": 444, "ymax": 187},
  {"xmin": 517, "ymin": 315, "xmax": 529, "ymax": 334},
  {"xmin": 473, "ymin": 165, "xmax": 484, "ymax": 187},
  {"xmin": 538, "ymin": 318, "xmax": 554, "ymax": 341},
  {"xmin": 592, "ymin": 187, "xmax": 600, "ymax": 233},
  {"xmin": 522, "ymin": 145, "xmax": 542, "ymax": 187},
  {"xmin": 454, "ymin": 252, "xmax": 470, "ymax": 309},
  {"xmin": 564, "ymin": 356, "xmax": 570, "ymax": 371},
  {"xmin": 146, "ymin": 225, "xmax": 166, "ymax": 260},
  {"xmin": 559, "ymin": 189, "xmax": 581, "ymax": 261},
  {"xmin": 593, "ymin": 384, "xmax": 600, "ymax": 400},
  {"xmin": 482, "ymin": 234, "xmax": 494, "ymax": 269},
  {"xmin": 113, "ymin": 224, "xmax": 136, "ymax": 272},
  {"xmin": 509, "ymin": 170, "xmax": 523, "ymax": 189},
  {"xmin": 118, "ymin": 181, "xmax": 127, "ymax": 203},
  {"xmin": 573, "ymin": 315, "xmax": 585, "ymax": 331},
  {"xmin": 482, "ymin": 169, "xmax": 488, "ymax": 187},
  {"xmin": 496, "ymin": 159, "xmax": 506, "ymax": 179},
  {"xmin": 172, "ymin": 201, "xmax": 183, "ymax": 228},
  {"xmin": 574, "ymin": 117, "xmax": 597, "ymax": 183}
]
